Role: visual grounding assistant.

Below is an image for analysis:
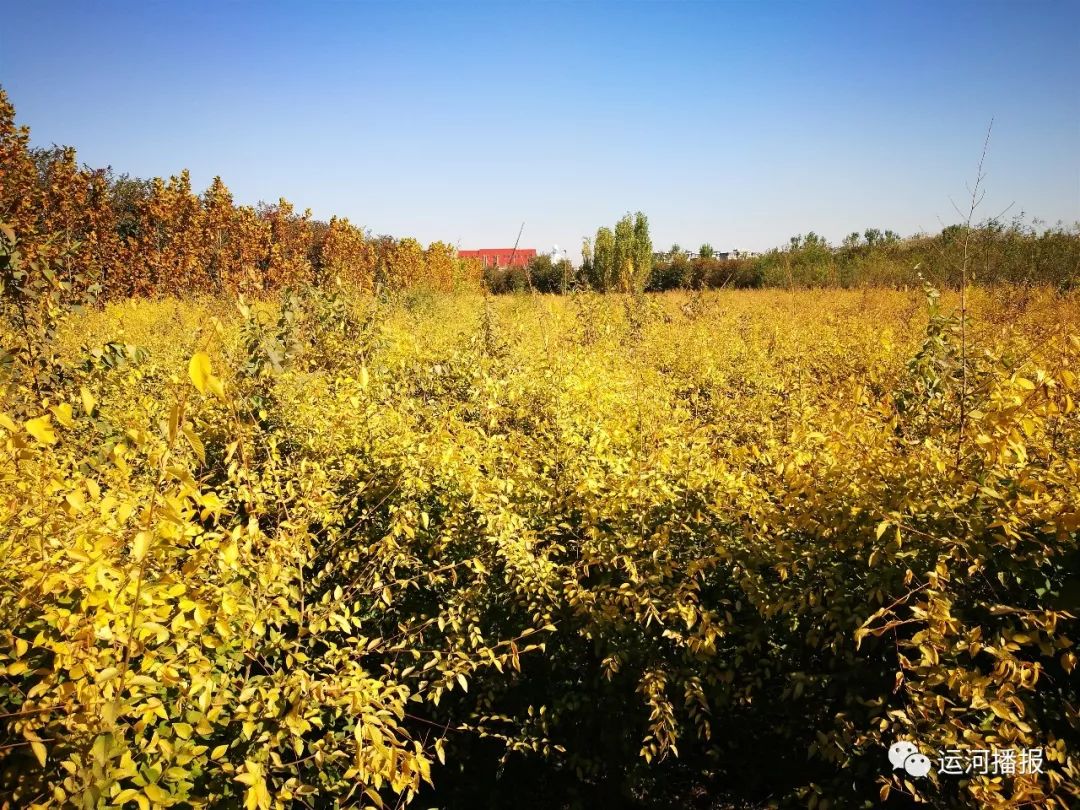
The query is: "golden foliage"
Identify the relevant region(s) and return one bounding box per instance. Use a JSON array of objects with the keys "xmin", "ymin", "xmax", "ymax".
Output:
[
  {"xmin": 1, "ymin": 84, "xmax": 1078, "ymax": 808},
  {"xmin": 2, "ymin": 235, "xmax": 1078, "ymax": 808}
]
